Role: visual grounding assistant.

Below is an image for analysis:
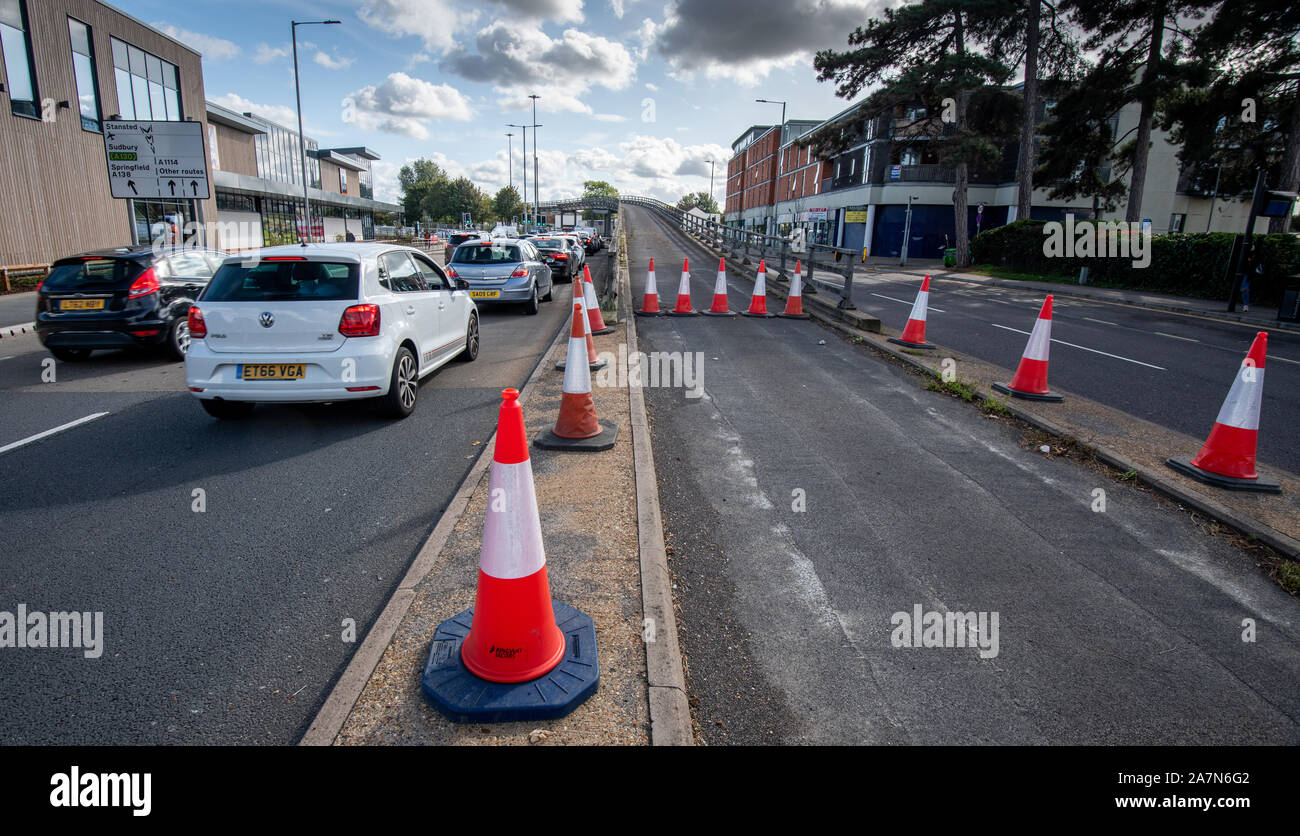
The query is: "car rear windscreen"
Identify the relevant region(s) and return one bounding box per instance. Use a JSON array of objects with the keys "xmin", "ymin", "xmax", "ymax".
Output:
[
  {"xmin": 452, "ymin": 244, "xmax": 522, "ymax": 264},
  {"xmin": 202, "ymin": 260, "xmax": 359, "ymax": 302},
  {"xmin": 532, "ymin": 238, "xmax": 566, "ymax": 249},
  {"xmin": 43, "ymin": 258, "xmax": 142, "ymax": 290}
]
